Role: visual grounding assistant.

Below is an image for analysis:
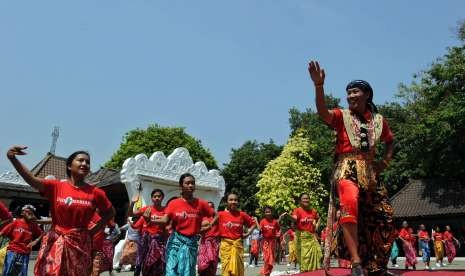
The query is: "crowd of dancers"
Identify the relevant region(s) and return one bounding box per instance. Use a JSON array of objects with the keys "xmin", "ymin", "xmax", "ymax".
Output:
[{"xmin": 0, "ymin": 60, "xmax": 457, "ymax": 276}]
